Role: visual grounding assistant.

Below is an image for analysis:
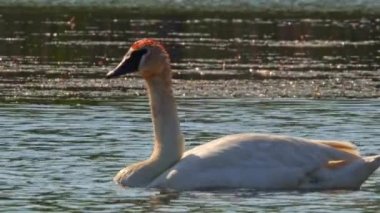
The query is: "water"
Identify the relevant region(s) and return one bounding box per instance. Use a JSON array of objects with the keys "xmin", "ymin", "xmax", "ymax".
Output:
[
  {"xmin": 1, "ymin": 99, "xmax": 380, "ymax": 212},
  {"xmin": 0, "ymin": 5, "xmax": 380, "ymax": 212},
  {"xmin": 0, "ymin": 99, "xmax": 379, "ymax": 211},
  {"xmin": 1, "ymin": 0, "xmax": 380, "ymax": 13},
  {"xmin": 0, "ymin": 7, "xmax": 379, "ymax": 100}
]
